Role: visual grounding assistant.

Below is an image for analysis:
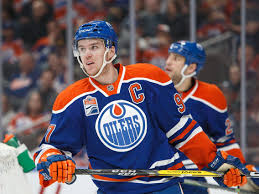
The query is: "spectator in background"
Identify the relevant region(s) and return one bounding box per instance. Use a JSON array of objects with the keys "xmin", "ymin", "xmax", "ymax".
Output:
[
  {"xmin": 162, "ymin": 0, "xmax": 189, "ymax": 40},
  {"xmin": 2, "ymin": 22, "xmax": 23, "ymax": 63},
  {"xmin": 47, "ymin": 53, "xmax": 67, "ymax": 93},
  {"xmin": 138, "ymin": 0, "xmax": 163, "ymax": 37},
  {"xmin": 230, "ymin": 0, "xmax": 259, "ymax": 51},
  {"xmin": 5, "ymin": 52, "xmax": 40, "ymax": 110},
  {"xmin": 85, "ymin": 0, "xmax": 107, "ymax": 21},
  {"xmin": 142, "ymin": 24, "xmax": 172, "ymax": 69},
  {"xmin": 7, "ymin": 90, "xmax": 49, "ymax": 136},
  {"xmin": 237, "ymin": 44, "xmax": 258, "ymax": 75},
  {"xmin": 36, "ymin": 69, "xmax": 58, "ymax": 112},
  {"xmin": 1, "ymin": 22, "xmax": 23, "ymax": 81},
  {"xmin": 7, "ymin": 90, "xmax": 50, "ymax": 150},
  {"xmin": 228, "ymin": 65, "xmax": 240, "ymax": 105},
  {"xmin": 197, "ymin": 8, "xmax": 227, "ymax": 39},
  {"xmin": 33, "ymin": 20, "xmax": 64, "ymax": 70},
  {"xmin": 236, "ymin": 44, "xmax": 257, "ymax": 103},
  {"xmin": 1, "ymin": 94, "xmax": 16, "ymax": 132},
  {"xmin": 19, "ymin": 0, "xmax": 53, "ymax": 48}
]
